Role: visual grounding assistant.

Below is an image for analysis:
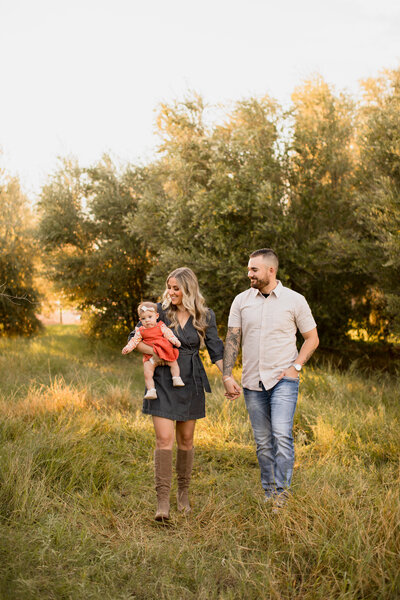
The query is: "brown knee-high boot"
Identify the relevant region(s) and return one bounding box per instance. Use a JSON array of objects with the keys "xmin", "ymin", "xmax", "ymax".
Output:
[
  {"xmin": 176, "ymin": 447, "xmax": 194, "ymax": 513},
  {"xmin": 154, "ymin": 449, "xmax": 172, "ymax": 521}
]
